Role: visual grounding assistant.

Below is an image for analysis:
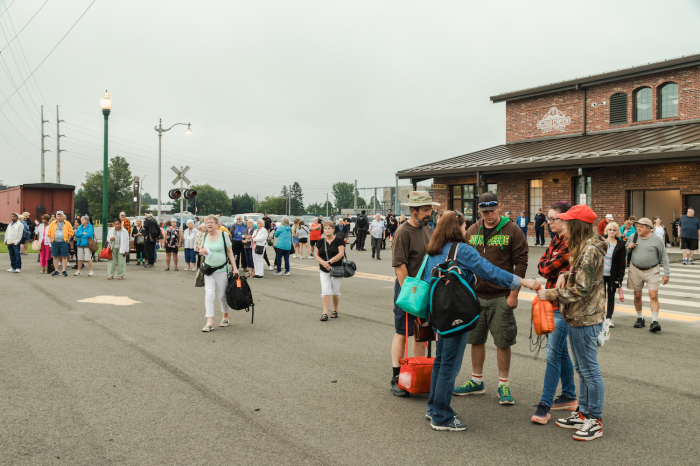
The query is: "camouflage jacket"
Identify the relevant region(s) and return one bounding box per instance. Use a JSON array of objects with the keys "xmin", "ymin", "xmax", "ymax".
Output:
[{"xmin": 544, "ymin": 236, "xmax": 606, "ymax": 327}]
